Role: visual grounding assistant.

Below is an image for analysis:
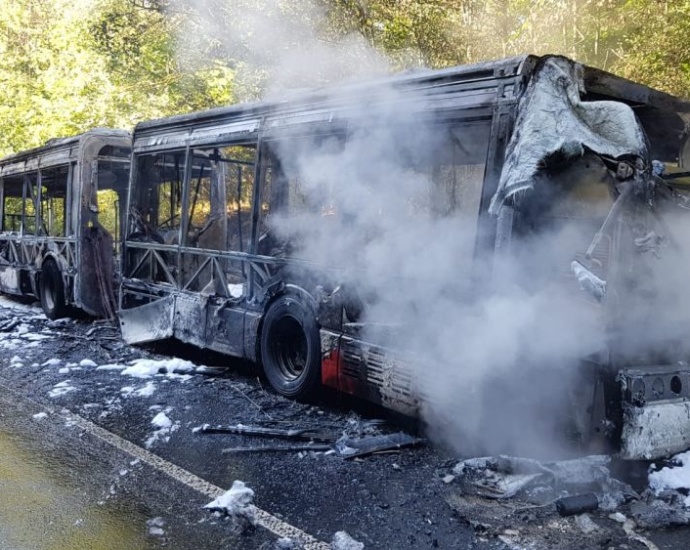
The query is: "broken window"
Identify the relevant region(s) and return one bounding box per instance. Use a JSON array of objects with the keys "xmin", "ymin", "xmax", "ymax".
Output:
[
  {"xmin": 179, "ymin": 145, "xmax": 257, "ymax": 296},
  {"xmin": 23, "ymin": 173, "xmax": 39, "ymax": 235},
  {"xmin": 125, "ymin": 151, "xmax": 187, "ymax": 285},
  {"xmin": 2, "ymin": 177, "xmax": 23, "ymax": 233},
  {"xmin": 96, "ymin": 145, "xmax": 131, "ymax": 246},
  {"xmin": 223, "ymin": 145, "xmax": 255, "ymax": 254},
  {"xmin": 40, "ymin": 166, "xmax": 69, "ymax": 237},
  {"xmin": 257, "ymin": 134, "xmax": 346, "ymax": 260},
  {"xmin": 258, "ymin": 123, "xmax": 489, "ymax": 264},
  {"xmin": 2, "ymin": 173, "xmax": 41, "ymax": 235},
  {"xmin": 130, "ymin": 151, "xmax": 186, "ymax": 243}
]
